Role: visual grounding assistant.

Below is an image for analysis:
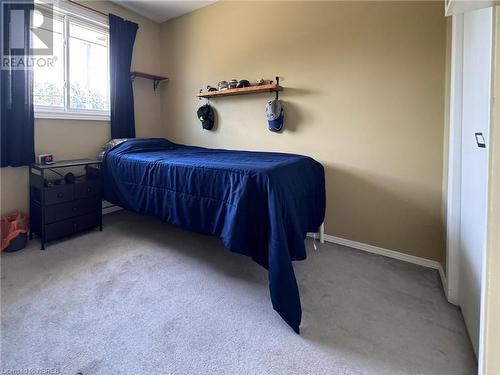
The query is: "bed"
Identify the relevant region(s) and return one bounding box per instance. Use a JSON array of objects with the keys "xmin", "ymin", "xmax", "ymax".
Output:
[{"xmin": 102, "ymin": 138, "xmax": 326, "ymax": 333}]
